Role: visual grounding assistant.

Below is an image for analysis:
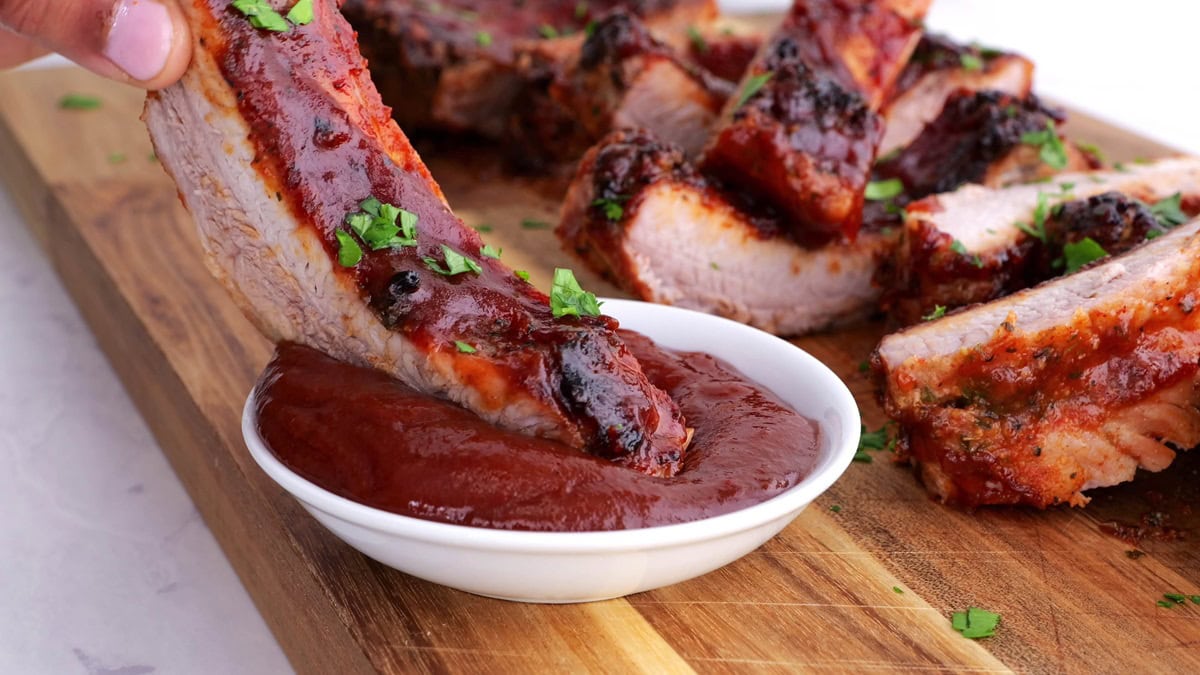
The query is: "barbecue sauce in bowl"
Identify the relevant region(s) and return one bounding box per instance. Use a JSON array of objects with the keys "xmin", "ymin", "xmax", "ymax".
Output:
[{"xmin": 253, "ymin": 330, "xmax": 822, "ymax": 532}]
